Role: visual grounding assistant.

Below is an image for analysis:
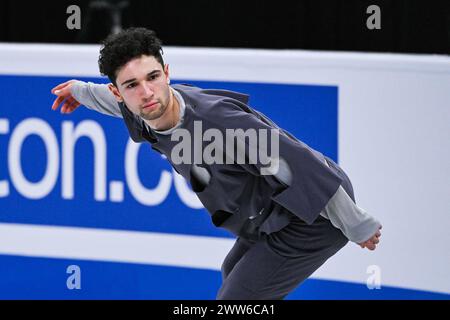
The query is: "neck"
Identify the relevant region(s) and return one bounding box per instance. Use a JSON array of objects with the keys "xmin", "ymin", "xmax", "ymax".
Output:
[{"xmin": 145, "ymin": 88, "xmax": 179, "ymax": 131}]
